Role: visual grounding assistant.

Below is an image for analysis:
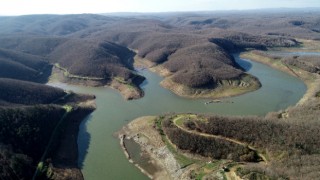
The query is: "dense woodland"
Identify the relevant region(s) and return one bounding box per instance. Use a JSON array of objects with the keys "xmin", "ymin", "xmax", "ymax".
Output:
[
  {"xmin": 0, "ymin": 93, "xmax": 95, "ymax": 180},
  {"xmin": 161, "ymin": 95, "xmax": 320, "ymax": 179},
  {"xmin": 0, "ymin": 9, "xmax": 319, "ymax": 179},
  {"xmin": 251, "ymin": 51, "xmax": 320, "ymax": 75},
  {"xmin": 191, "ymin": 116, "xmax": 320, "ymax": 155},
  {"xmin": 162, "ymin": 118, "xmax": 259, "ymax": 162},
  {"xmin": 1, "ymin": 10, "xmax": 318, "ymax": 89},
  {"xmin": 283, "ymin": 55, "xmax": 320, "ymax": 74},
  {"xmin": 0, "ymin": 105, "xmax": 66, "ymax": 180},
  {"xmin": 0, "ymin": 78, "xmax": 66, "ymax": 105}
]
